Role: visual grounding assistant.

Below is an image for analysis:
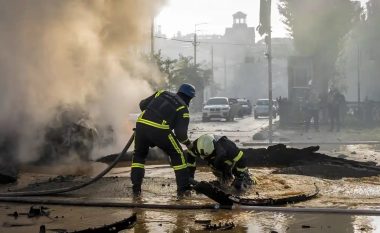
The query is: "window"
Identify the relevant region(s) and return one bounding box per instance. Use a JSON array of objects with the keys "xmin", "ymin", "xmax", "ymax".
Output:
[{"xmin": 206, "ymin": 98, "xmax": 228, "ymax": 105}]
